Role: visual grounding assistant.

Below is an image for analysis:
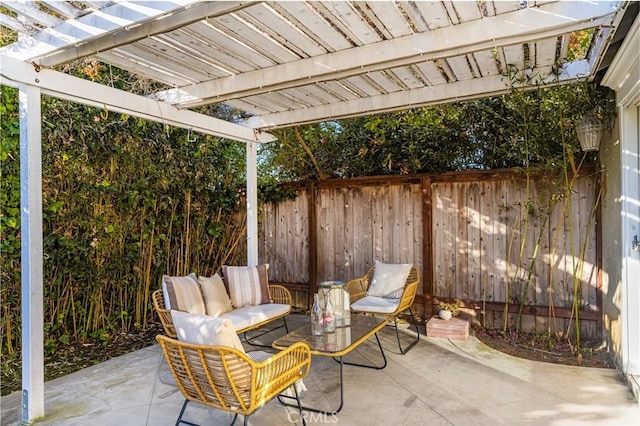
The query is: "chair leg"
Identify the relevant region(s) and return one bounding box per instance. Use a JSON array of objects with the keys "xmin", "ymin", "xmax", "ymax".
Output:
[
  {"xmin": 394, "ymin": 307, "xmax": 420, "ymax": 354},
  {"xmin": 229, "ymin": 413, "xmax": 239, "ymax": 426},
  {"xmin": 175, "ymin": 399, "xmax": 199, "ymax": 426},
  {"xmin": 292, "ymin": 381, "xmax": 306, "ymax": 426},
  {"xmin": 176, "ymin": 399, "xmax": 240, "ymax": 426},
  {"xmin": 243, "ymin": 317, "xmax": 289, "ymax": 348}
]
